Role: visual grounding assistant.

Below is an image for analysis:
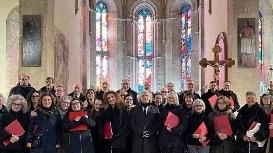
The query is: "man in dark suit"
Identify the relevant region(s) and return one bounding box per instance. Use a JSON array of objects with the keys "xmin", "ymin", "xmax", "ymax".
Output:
[{"xmin": 130, "ymin": 90, "xmax": 159, "ymax": 153}]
